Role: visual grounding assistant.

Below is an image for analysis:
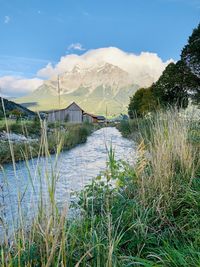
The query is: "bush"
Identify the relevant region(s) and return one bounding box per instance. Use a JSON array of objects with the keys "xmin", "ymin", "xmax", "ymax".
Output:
[
  {"xmin": 117, "ymin": 120, "xmax": 131, "ymax": 137},
  {"xmin": 128, "ymin": 87, "xmax": 157, "ymax": 118}
]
